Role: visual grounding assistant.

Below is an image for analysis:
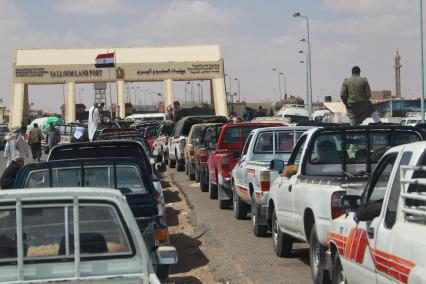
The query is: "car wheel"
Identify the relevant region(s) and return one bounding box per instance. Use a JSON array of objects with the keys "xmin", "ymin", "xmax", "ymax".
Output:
[
  {"xmin": 251, "ymin": 199, "xmax": 268, "ymax": 237},
  {"xmin": 189, "ymin": 164, "xmax": 196, "ymax": 181},
  {"xmin": 168, "ymin": 158, "xmax": 176, "ymax": 168},
  {"xmin": 233, "ymin": 189, "xmax": 249, "ymax": 219},
  {"xmin": 208, "ymin": 174, "xmax": 218, "ymax": 199},
  {"xmin": 195, "ymin": 167, "xmax": 200, "ymax": 182},
  {"xmin": 200, "ymin": 172, "xmax": 208, "ymax": 192},
  {"xmin": 156, "ymin": 264, "xmax": 170, "ymax": 281},
  {"xmin": 332, "ymin": 253, "xmax": 346, "ymax": 284},
  {"xmin": 218, "ymin": 185, "xmax": 231, "ymax": 209},
  {"xmin": 310, "ymin": 225, "xmax": 332, "ymax": 284},
  {"xmin": 177, "ymin": 155, "xmax": 185, "ymax": 172},
  {"xmin": 272, "ymin": 210, "xmax": 293, "ymax": 257}
]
